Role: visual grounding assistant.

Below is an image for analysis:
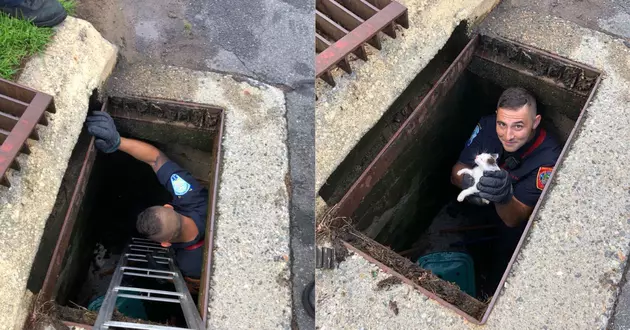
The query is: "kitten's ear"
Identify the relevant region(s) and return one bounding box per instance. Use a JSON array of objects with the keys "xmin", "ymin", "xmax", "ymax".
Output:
[{"xmin": 491, "ymin": 153, "xmax": 499, "ymax": 160}]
